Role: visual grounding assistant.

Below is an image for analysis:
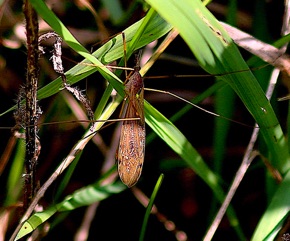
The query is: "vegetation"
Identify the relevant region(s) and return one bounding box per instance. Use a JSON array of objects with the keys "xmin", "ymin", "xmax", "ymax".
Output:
[{"xmin": 0, "ymin": 0, "xmax": 289, "ymax": 240}]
